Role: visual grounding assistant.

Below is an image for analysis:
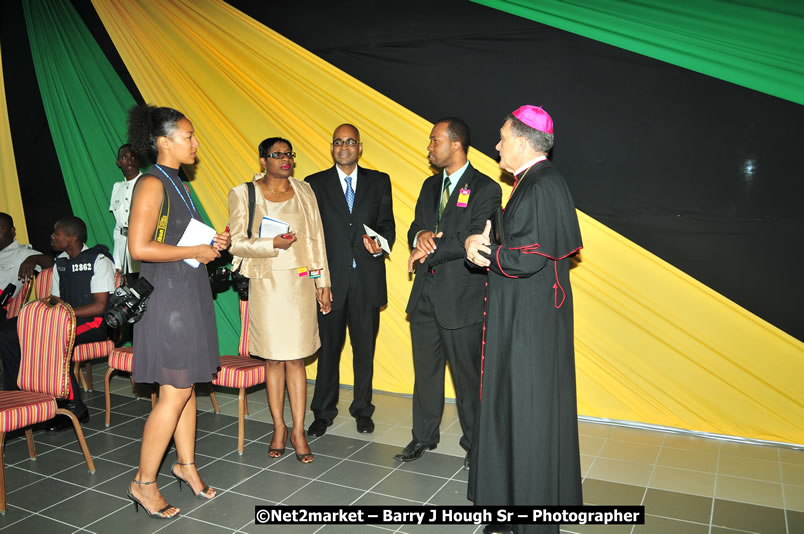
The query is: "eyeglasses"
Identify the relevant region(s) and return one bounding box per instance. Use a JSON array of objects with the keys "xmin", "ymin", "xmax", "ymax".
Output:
[
  {"xmin": 332, "ymin": 138, "xmax": 360, "ymax": 147},
  {"xmin": 268, "ymin": 151, "xmax": 296, "ymax": 159}
]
